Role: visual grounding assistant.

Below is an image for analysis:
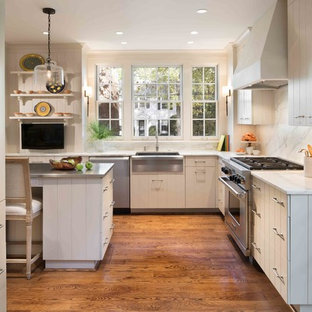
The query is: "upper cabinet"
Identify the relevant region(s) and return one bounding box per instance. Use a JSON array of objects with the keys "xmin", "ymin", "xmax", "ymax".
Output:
[
  {"xmin": 288, "ymin": 0, "xmax": 312, "ymax": 126},
  {"xmin": 237, "ymin": 90, "xmax": 274, "ymax": 125}
]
